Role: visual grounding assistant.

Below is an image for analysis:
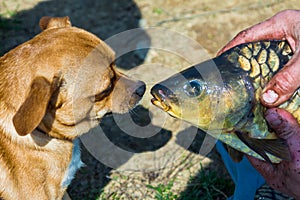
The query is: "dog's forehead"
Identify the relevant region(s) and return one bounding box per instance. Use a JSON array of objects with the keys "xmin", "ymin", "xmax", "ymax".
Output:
[
  {"xmin": 61, "ymin": 58, "xmax": 114, "ymax": 97},
  {"xmin": 63, "ymin": 63, "xmax": 113, "ymax": 85},
  {"xmin": 68, "ymin": 47, "xmax": 114, "ymax": 78},
  {"xmin": 35, "ymin": 27, "xmax": 116, "ymax": 78}
]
